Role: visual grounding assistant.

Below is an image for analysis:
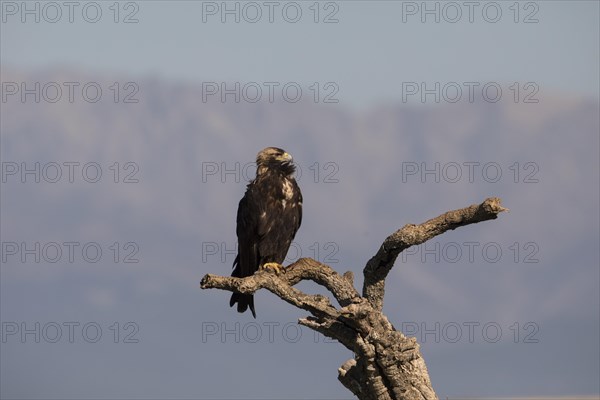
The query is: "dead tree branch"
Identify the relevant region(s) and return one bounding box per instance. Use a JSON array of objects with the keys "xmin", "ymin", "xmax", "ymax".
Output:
[
  {"xmin": 363, "ymin": 196, "xmax": 508, "ymax": 310},
  {"xmin": 200, "ymin": 197, "xmax": 507, "ymax": 400}
]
